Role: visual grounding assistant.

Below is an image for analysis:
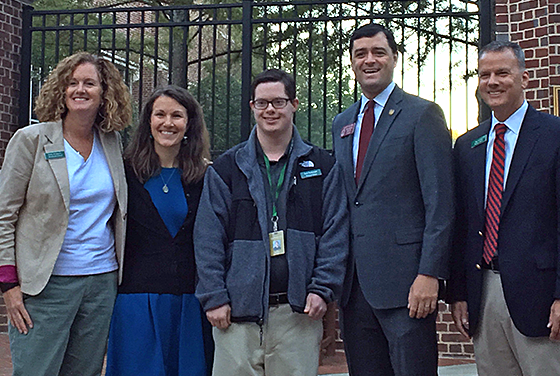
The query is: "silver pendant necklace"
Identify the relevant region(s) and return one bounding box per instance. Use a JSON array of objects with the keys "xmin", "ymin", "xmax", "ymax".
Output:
[{"xmin": 160, "ymin": 168, "xmax": 177, "ymax": 194}]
